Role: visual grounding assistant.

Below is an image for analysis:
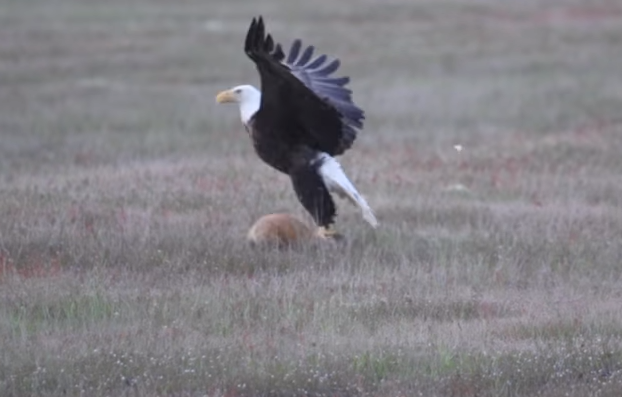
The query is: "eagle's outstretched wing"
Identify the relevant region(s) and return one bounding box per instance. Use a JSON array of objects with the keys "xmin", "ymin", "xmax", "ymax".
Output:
[
  {"xmin": 244, "ymin": 16, "xmax": 364, "ymax": 156},
  {"xmin": 283, "ymin": 39, "xmax": 364, "ymax": 131}
]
